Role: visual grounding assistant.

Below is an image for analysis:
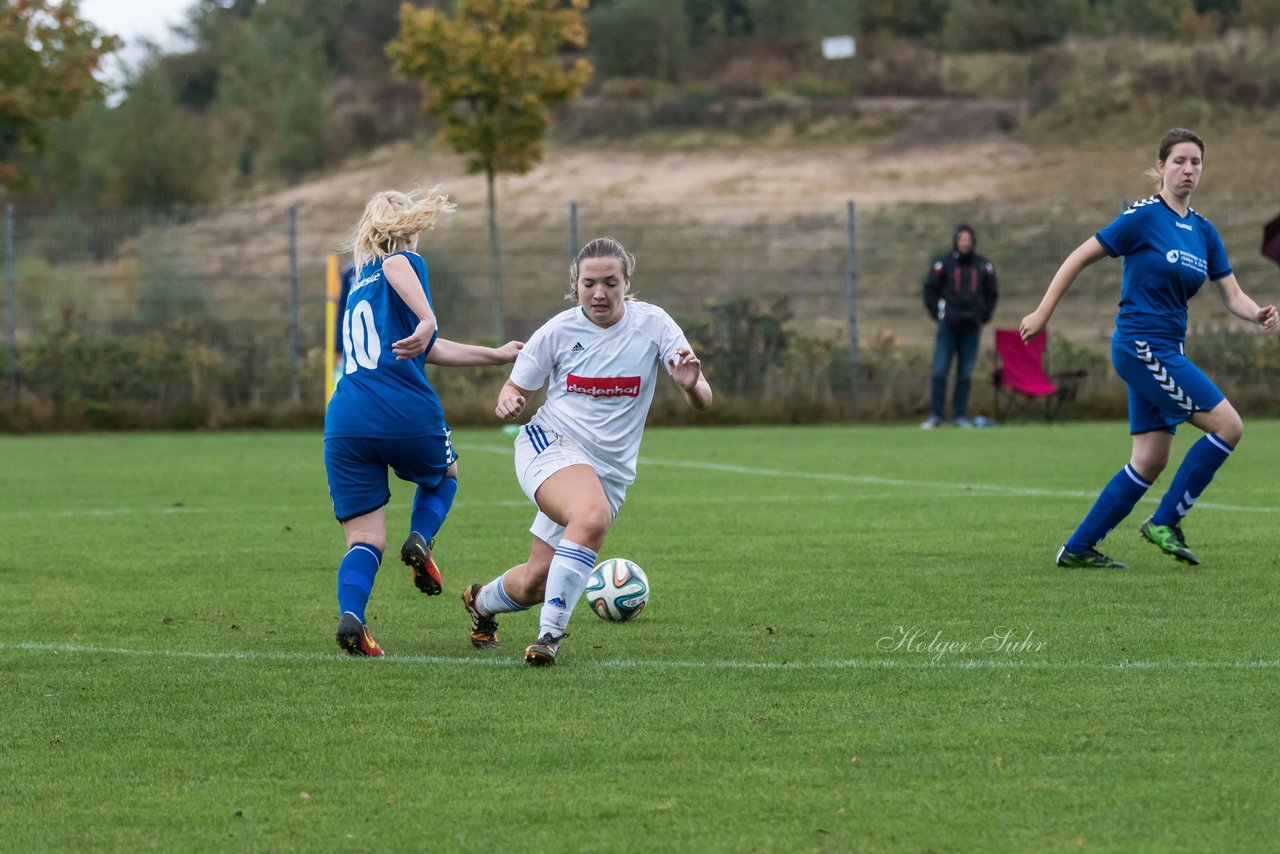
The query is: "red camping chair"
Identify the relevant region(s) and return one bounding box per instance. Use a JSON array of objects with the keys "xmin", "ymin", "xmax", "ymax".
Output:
[{"xmin": 992, "ymin": 328, "xmax": 1085, "ymax": 422}]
